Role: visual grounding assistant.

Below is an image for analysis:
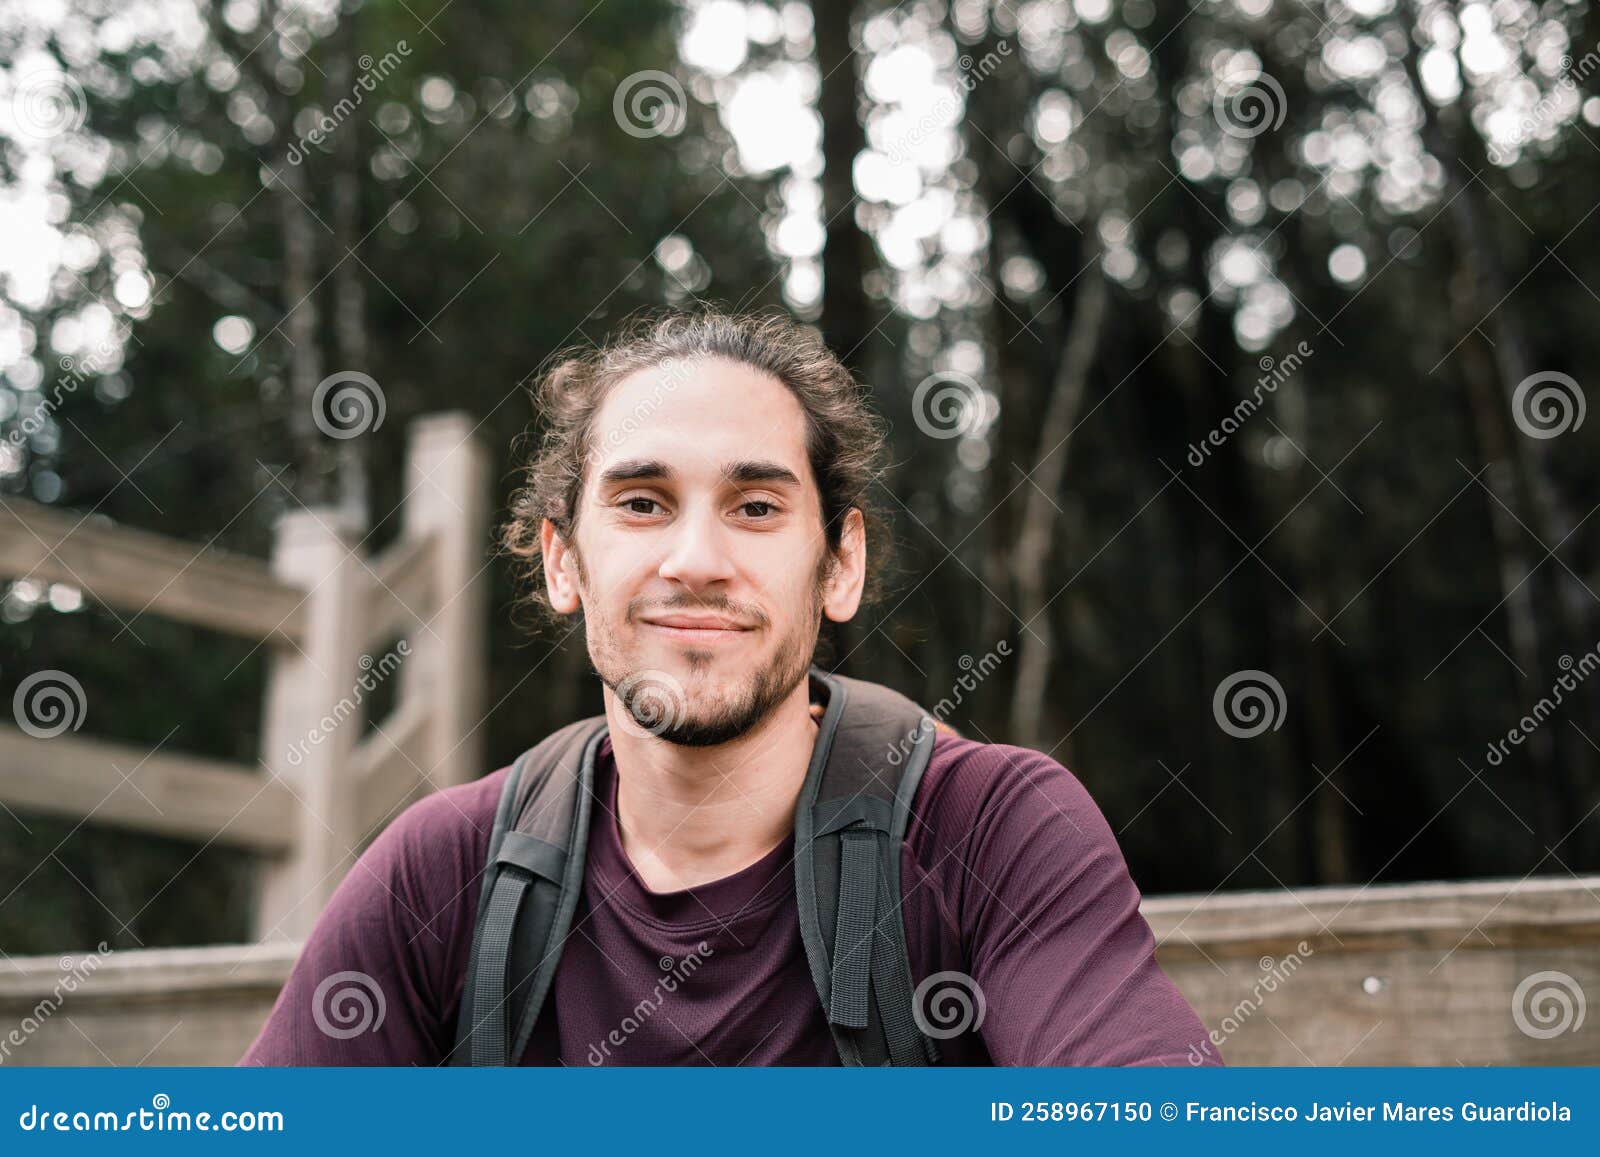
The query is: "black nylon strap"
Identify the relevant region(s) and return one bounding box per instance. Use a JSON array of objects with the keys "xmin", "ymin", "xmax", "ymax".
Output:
[
  {"xmin": 494, "ymin": 831, "xmax": 565, "ymax": 882},
  {"xmin": 868, "ymin": 857, "xmax": 931, "ymax": 1065},
  {"xmin": 827, "ymin": 828, "xmax": 880, "ymax": 1029},
  {"xmin": 468, "ymin": 866, "xmax": 530, "ymax": 1066}
]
